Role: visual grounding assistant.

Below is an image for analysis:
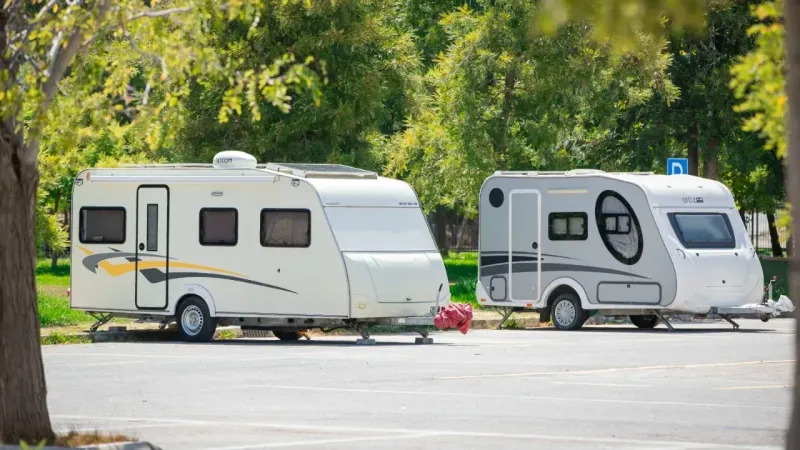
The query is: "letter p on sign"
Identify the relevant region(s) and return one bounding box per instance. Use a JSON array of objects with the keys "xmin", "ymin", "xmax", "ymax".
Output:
[{"xmin": 667, "ymin": 158, "xmax": 688, "ymax": 176}]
